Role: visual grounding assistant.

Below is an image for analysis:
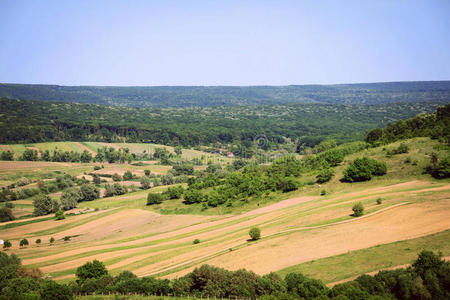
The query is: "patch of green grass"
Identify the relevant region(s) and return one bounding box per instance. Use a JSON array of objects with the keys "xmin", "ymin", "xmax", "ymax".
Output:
[
  {"xmin": 0, "ymin": 216, "xmax": 55, "ymax": 230},
  {"xmin": 276, "ymin": 229, "xmax": 450, "ymax": 283}
]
